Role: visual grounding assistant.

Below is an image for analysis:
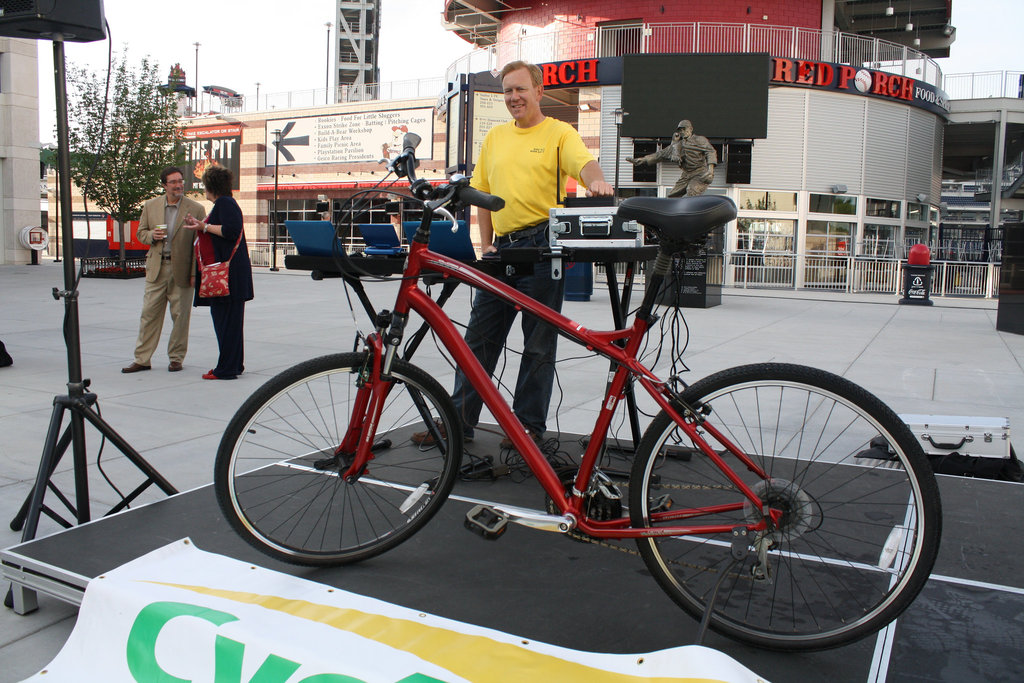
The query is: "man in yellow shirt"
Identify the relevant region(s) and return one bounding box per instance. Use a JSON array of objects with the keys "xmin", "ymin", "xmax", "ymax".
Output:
[{"xmin": 415, "ymin": 60, "xmax": 612, "ymax": 449}]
